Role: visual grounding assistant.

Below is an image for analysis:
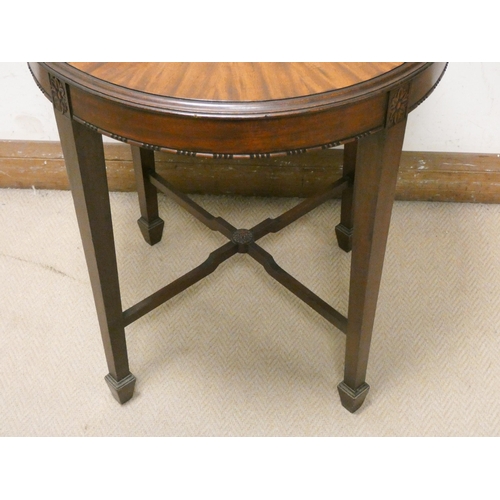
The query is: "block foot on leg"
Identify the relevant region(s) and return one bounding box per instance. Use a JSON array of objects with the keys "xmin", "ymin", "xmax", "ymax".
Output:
[
  {"xmin": 105, "ymin": 373, "xmax": 137, "ymax": 404},
  {"xmin": 335, "ymin": 223, "xmax": 353, "ymax": 252},
  {"xmin": 337, "ymin": 381, "xmax": 370, "ymax": 413},
  {"xmin": 137, "ymin": 217, "xmax": 164, "ymax": 245}
]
